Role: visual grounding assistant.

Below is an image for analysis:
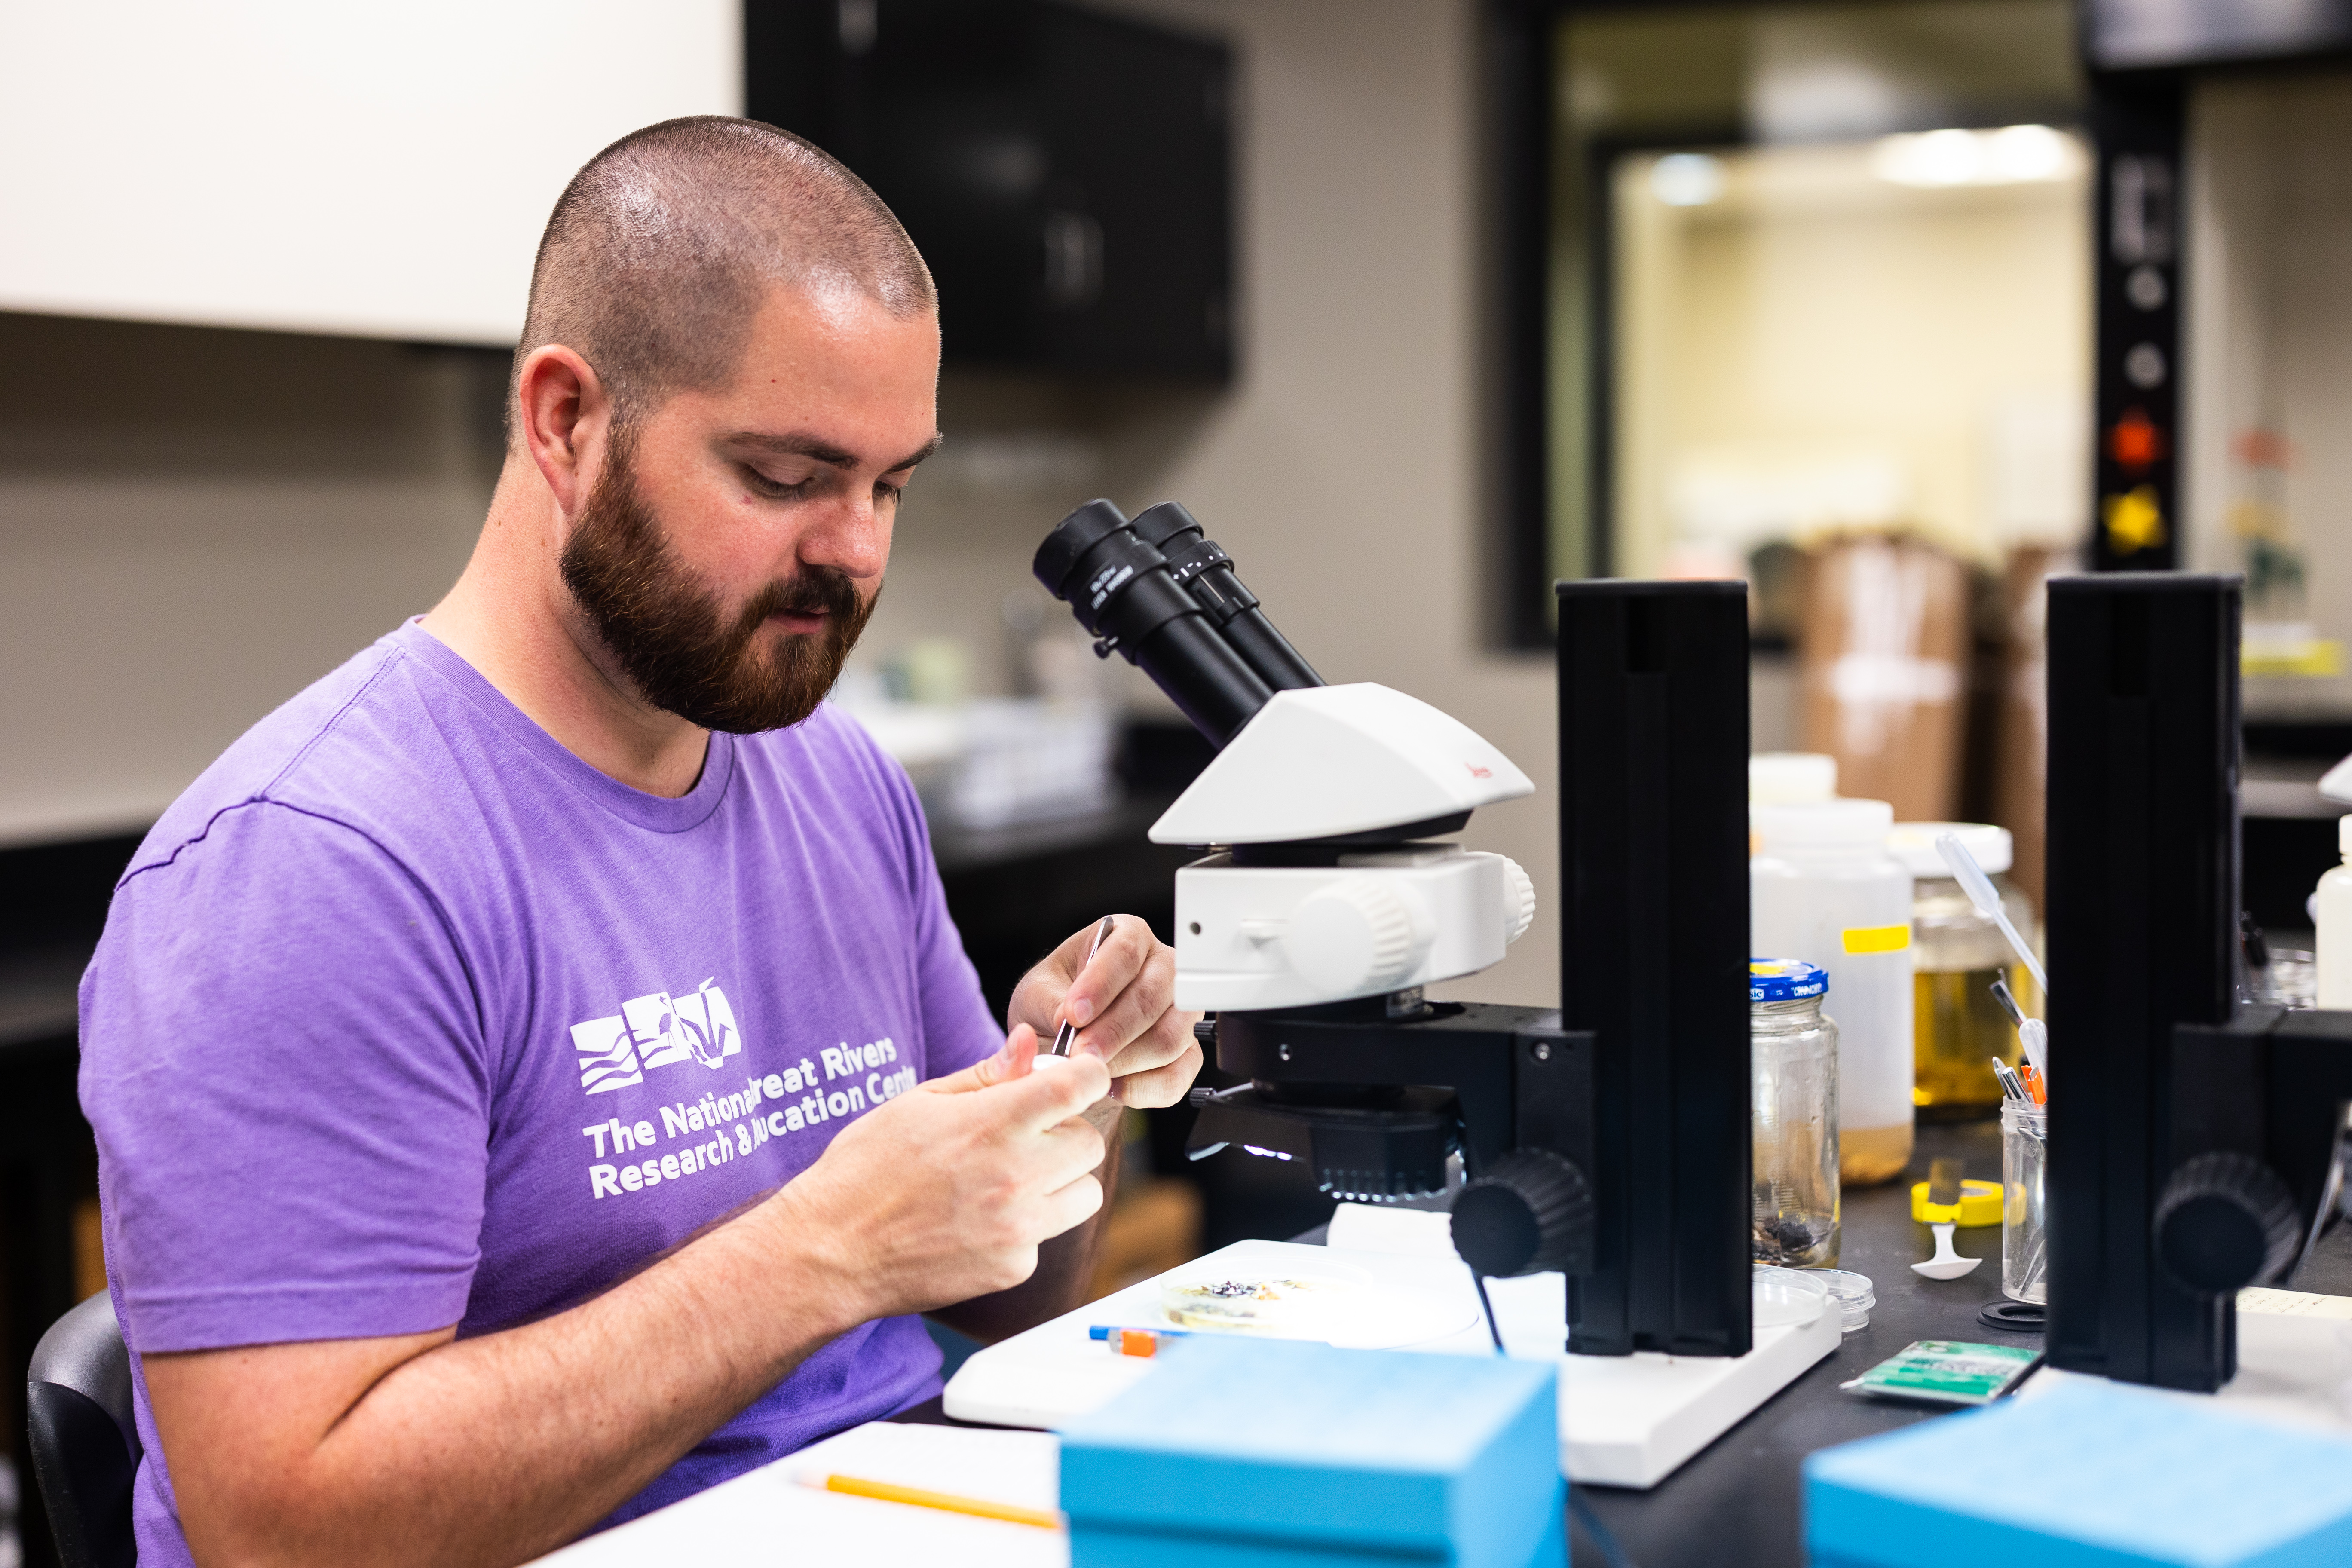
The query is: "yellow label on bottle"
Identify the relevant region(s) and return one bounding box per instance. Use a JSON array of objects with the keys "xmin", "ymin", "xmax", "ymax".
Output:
[{"xmin": 1842, "ymin": 924, "xmax": 1911, "ymax": 955}]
